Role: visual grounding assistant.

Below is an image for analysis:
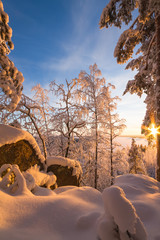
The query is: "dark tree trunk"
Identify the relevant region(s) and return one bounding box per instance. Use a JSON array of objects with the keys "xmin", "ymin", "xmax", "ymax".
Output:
[
  {"xmin": 110, "ymin": 129, "xmax": 114, "ymax": 185},
  {"xmin": 65, "ymin": 133, "xmax": 70, "ymax": 158},
  {"xmin": 95, "ymin": 114, "xmax": 98, "ymax": 189},
  {"xmin": 155, "ymin": 14, "xmax": 160, "ymax": 181}
]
